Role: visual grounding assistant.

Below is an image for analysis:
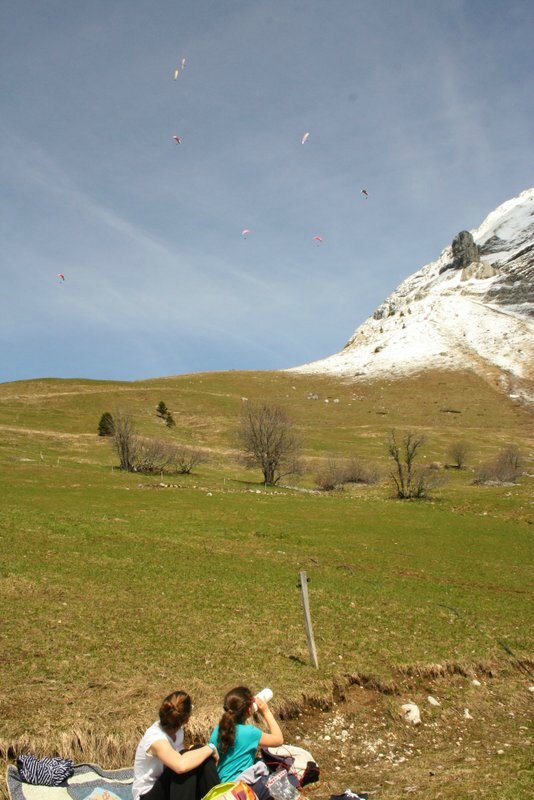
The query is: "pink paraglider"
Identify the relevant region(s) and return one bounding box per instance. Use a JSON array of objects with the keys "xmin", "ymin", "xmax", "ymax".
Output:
[
  {"xmin": 313, "ymin": 235, "xmax": 323, "ymax": 244},
  {"xmin": 301, "ymin": 132, "xmax": 310, "ymax": 144},
  {"xmin": 173, "ymin": 135, "xmax": 182, "ymax": 145},
  {"xmin": 361, "ymin": 188, "xmax": 369, "ymax": 198},
  {"xmin": 241, "ymin": 229, "xmax": 251, "ymax": 238}
]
